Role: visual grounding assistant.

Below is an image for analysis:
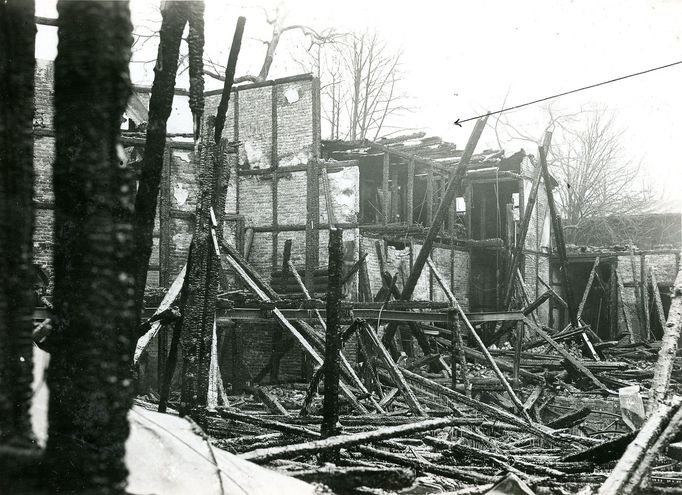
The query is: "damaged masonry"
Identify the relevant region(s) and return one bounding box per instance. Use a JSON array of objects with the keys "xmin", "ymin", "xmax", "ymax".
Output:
[{"xmin": 3, "ymin": 2, "xmax": 682, "ymax": 494}]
